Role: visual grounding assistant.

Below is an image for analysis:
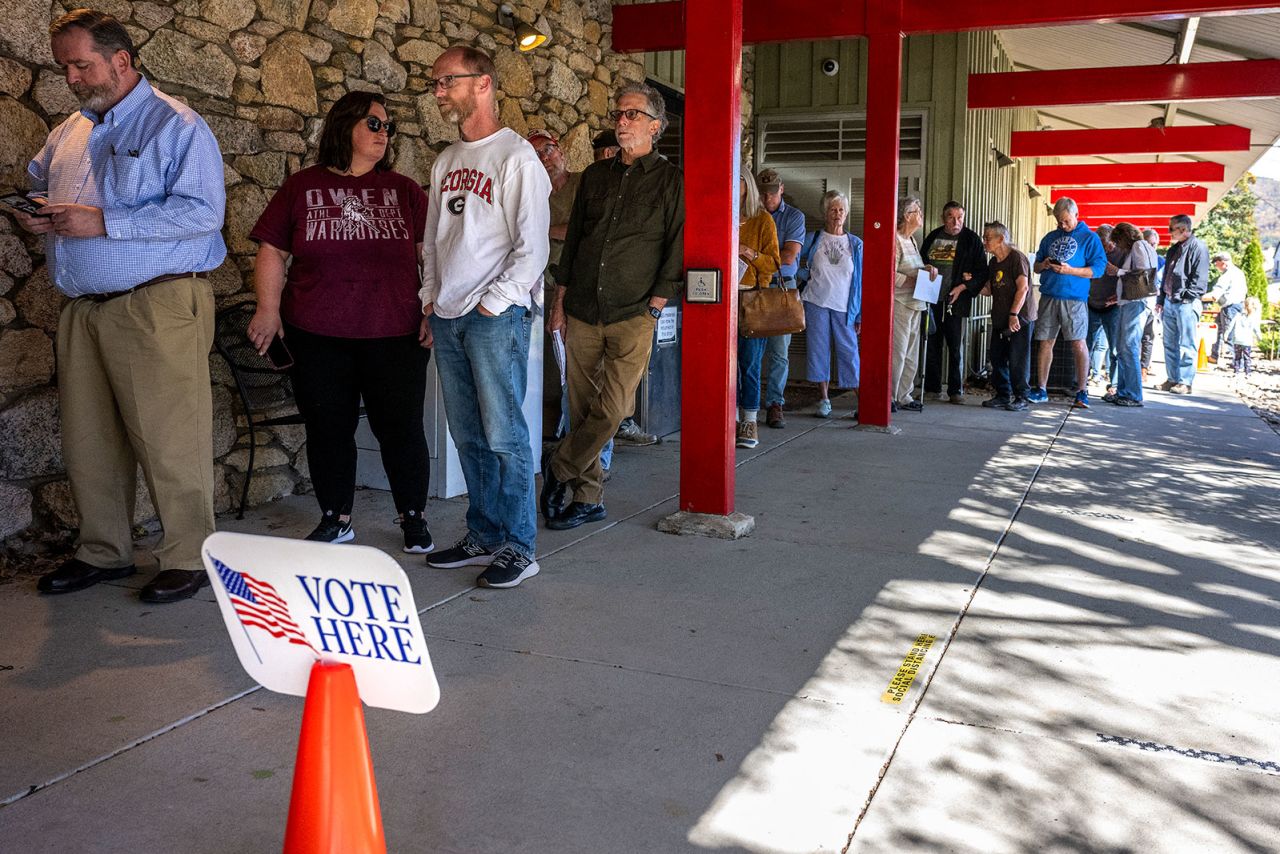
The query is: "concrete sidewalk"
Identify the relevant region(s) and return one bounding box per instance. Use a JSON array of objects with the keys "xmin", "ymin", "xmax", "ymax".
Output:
[{"xmin": 1, "ymin": 371, "xmax": 1277, "ymax": 853}]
